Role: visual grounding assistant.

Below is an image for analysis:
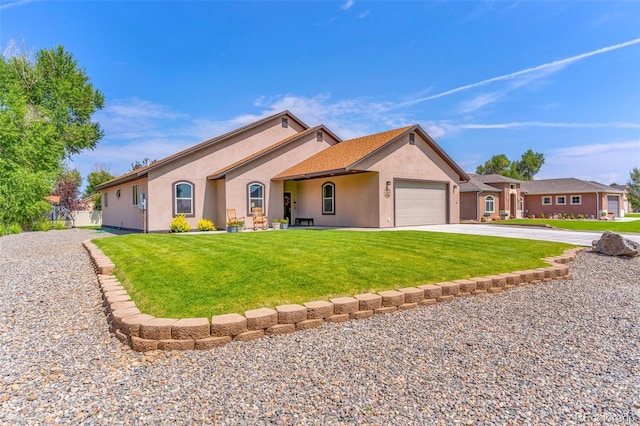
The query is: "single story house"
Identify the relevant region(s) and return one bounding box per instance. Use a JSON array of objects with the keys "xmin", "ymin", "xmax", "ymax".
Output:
[
  {"xmin": 520, "ymin": 178, "xmax": 627, "ymax": 218},
  {"xmin": 97, "ymin": 111, "xmax": 469, "ymax": 232},
  {"xmin": 460, "ymin": 174, "xmax": 524, "ymax": 221}
]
